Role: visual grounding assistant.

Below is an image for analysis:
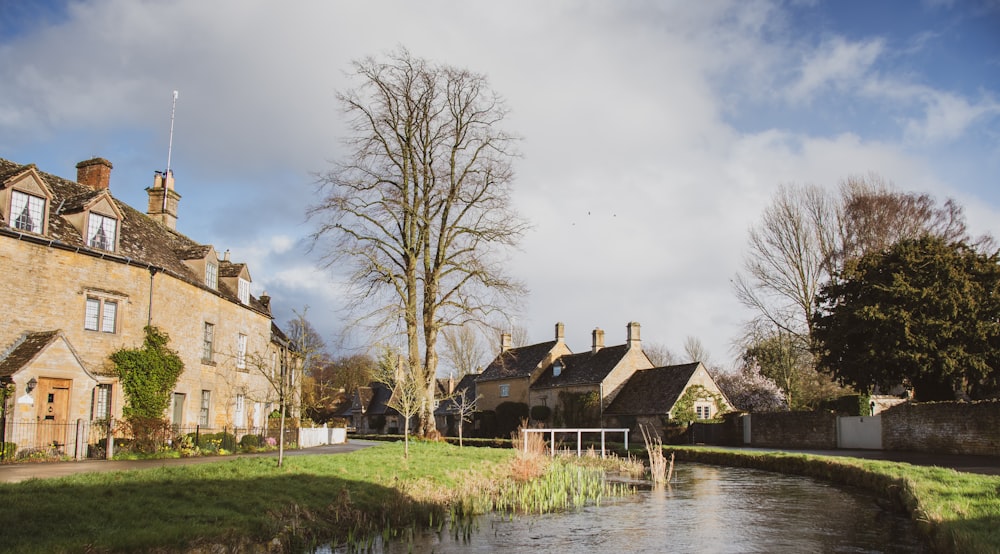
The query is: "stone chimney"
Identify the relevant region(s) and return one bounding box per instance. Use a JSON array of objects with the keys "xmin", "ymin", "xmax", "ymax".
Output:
[
  {"xmin": 76, "ymin": 158, "xmax": 113, "ymax": 190},
  {"xmin": 500, "ymin": 332, "xmax": 512, "ymax": 353},
  {"xmin": 626, "ymin": 321, "xmax": 641, "ymax": 350},
  {"xmin": 555, "ymin": 322, "xmax": 565, "ymax": 342},
  {"xmin": 259, "ymin": 291, "xmax": 271, "ymax": 313},
  {"xmin": 592, "ymin": 328, "xmax": 605, "ymax": 353},
  {"xmin": 146, "ymin": 170, "xmax": 181, "ymax": 230}
]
